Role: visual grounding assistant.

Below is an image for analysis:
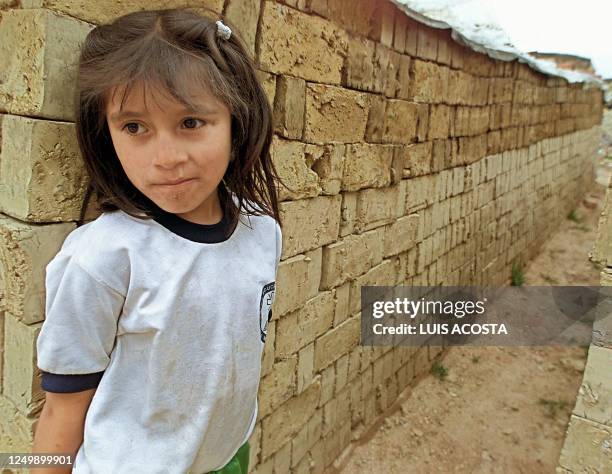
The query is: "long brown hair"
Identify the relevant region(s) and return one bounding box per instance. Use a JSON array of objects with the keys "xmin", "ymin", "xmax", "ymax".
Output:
[{"xmin": 75, "ymin": 8, "xmax": 282, "ymax": 230}]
